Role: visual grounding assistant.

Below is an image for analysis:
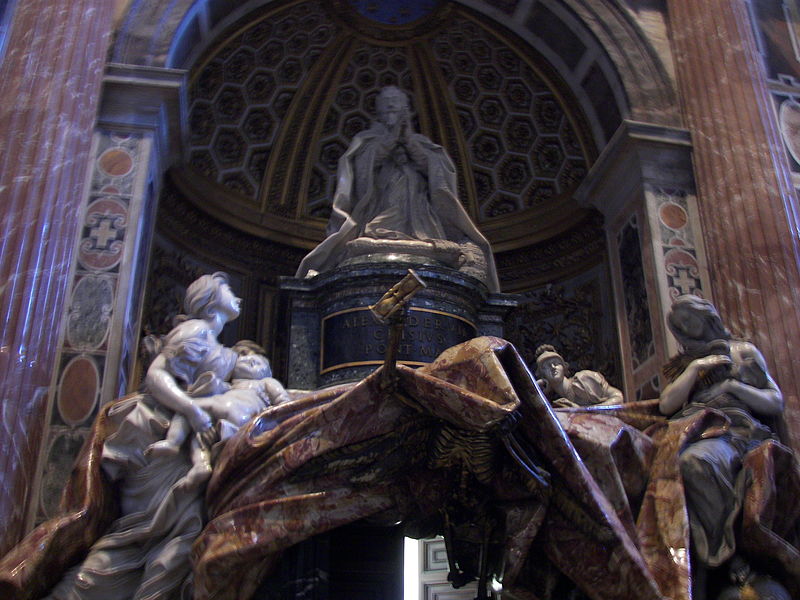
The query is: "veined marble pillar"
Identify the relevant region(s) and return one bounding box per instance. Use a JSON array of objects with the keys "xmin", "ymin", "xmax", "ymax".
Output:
[
  {"xmin": 23, "ymin": 65, "xmax": 184, "ymax": 533},
  {"xmin": 0, "ymin": 0, "xmax": 115, "ymax": 555},
  {"xmin": 577, "ymin": 121, "xmax": 711, "ymax": 402},
  {"xmin": 667, "ymin": 0, "xmax": 800, "ymax": 445}
]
